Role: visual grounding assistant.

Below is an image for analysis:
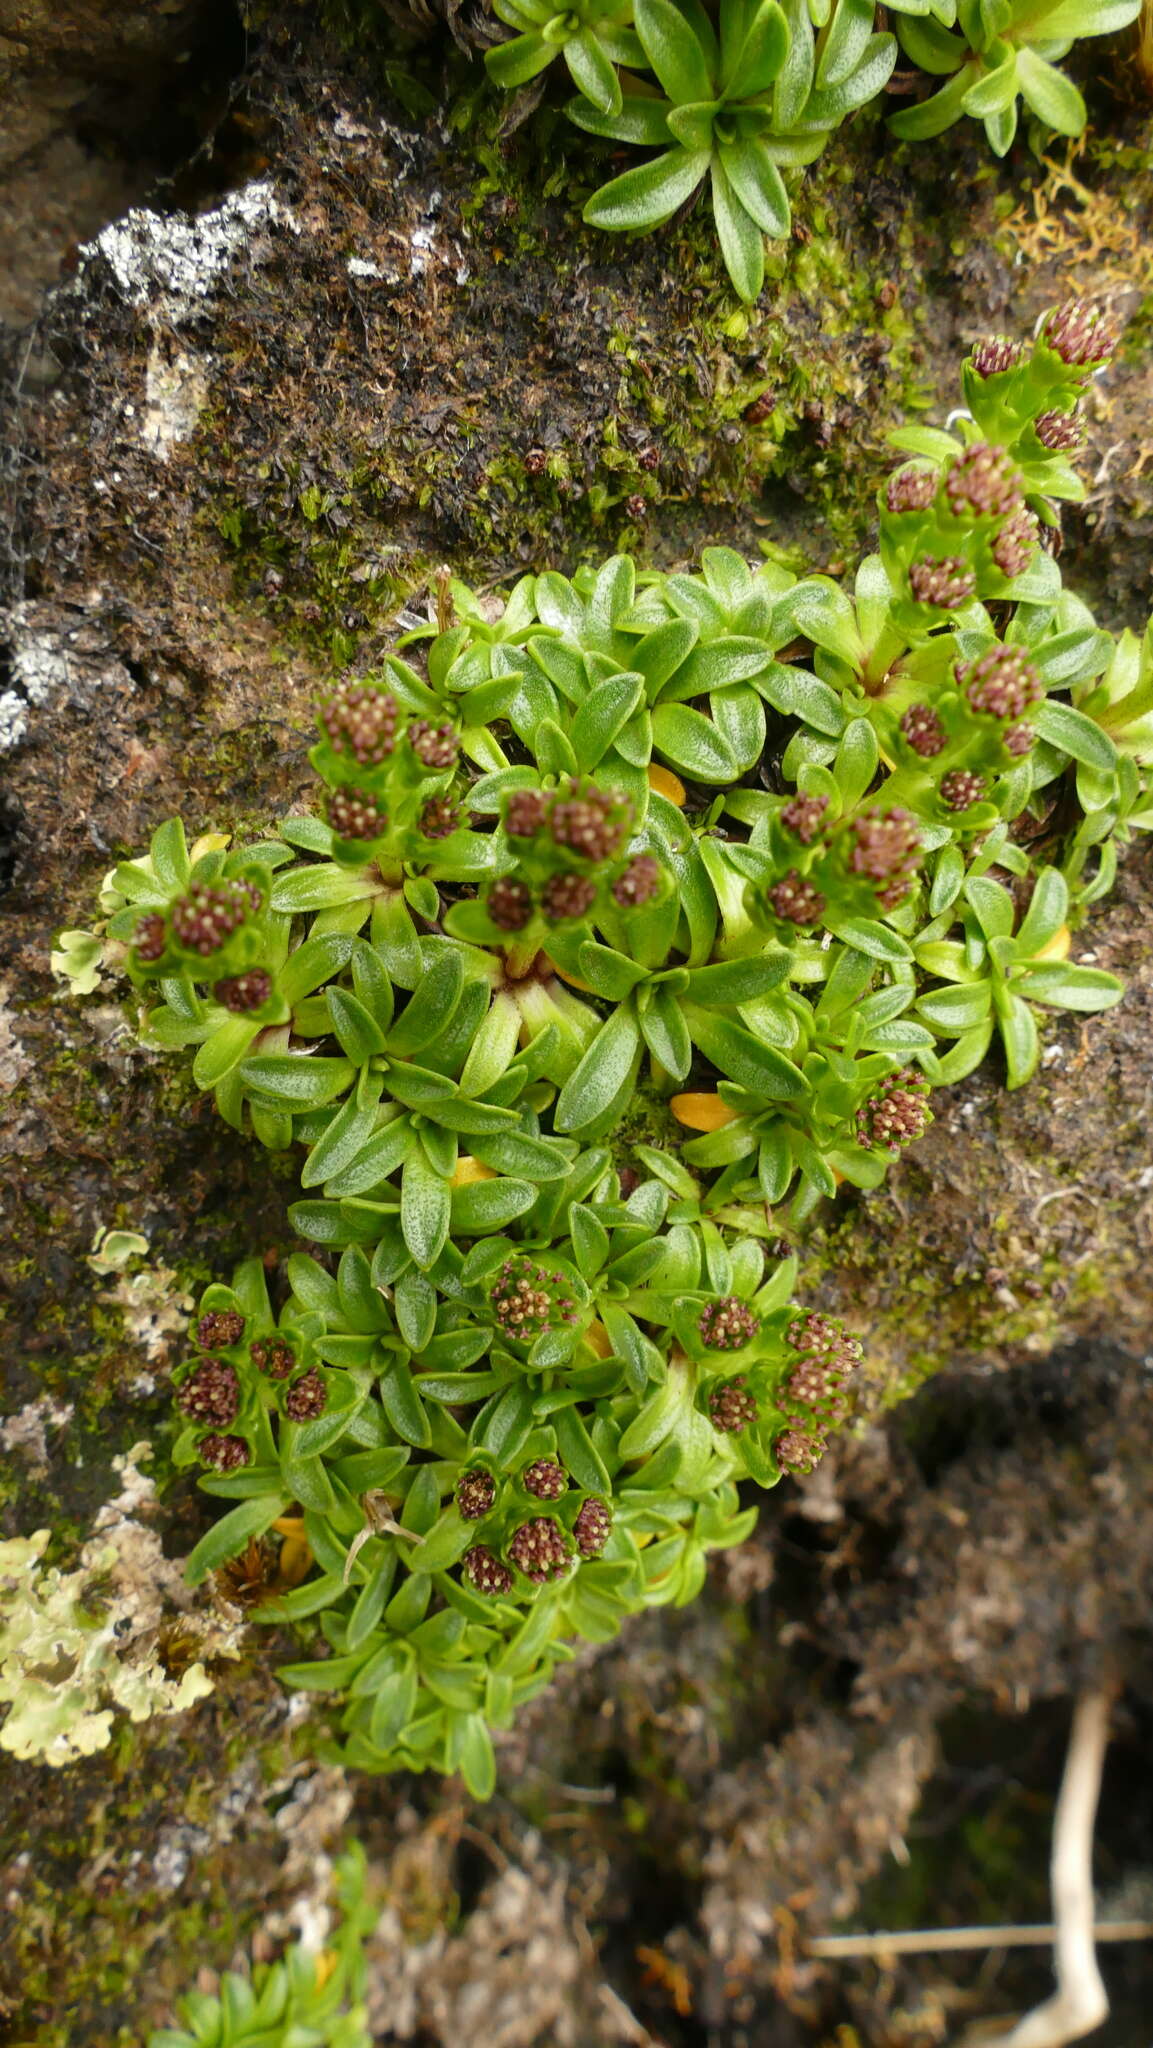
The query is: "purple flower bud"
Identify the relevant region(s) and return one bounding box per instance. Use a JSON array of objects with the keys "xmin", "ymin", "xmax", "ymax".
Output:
[
  {"xmin": 487, "ymin": 878, "xmax": 534, "ymax": 931},
  {"xmin": 847, "ymin": 809, "xmax": 921, "ymax": 907},
  {"xmin": 284, "ymin": 1369, "xmax": 327, "ymax": 1421},
  {"xmin": 1004, "ymin": 722, "xmax": 1036, "ymax": 758},
  {"xmin": 196, "ymin": 1311, "xmax": 246, "ymax": 1349},
  {"xmin": 780, "ymin": 794, "xmax": 829, "ymax": 843},
  {"xmin": 549, "ymin": 783, "xmax": 632, "ymax": 863},
  {"xmin": 522, "ymin": 1458, "xmax": 567, "ymax": 1501},
  {"xmin": 409, "ymin": 718, "xmax": 458, "ymax": 769},
  {"xmin": 249, "ymin": 1337, "xmax": 295, "ymax": 1381},
  {"xmin": 943, "ymin": 443, "xmax": 1023, "ymax": 522},
  {"xmin": 885, "ymin": 465, "xmax": 938, "ymax": 515},
  {"xmin": 699, "ymin": 1297, "xmax": 760, "ymax": 1351},
  {"xmin": 198, "ymin": 1432, "xmax": 251, "ymax": 1472},
  {"xmin": 133, "ymin": 913, "xmax": 168, "ymax": 963},
  {"xmin": 327, "ymin": 787, "xmax": 389, "ymax": 841},
  {"xmin": 213, "ymin": 969, "xmax": 272, "ymax": 1014},
  {"xmin": 508, "ymin": 1516, "xmax": 571, "ymax": 1583},
  {"xmin": 540, "ymin": 872, "xmax": 597, "ymax": 923},
  {"xmin": 1034, "ymin": 408, "xmax": 1084, "ymax": 451},
  {"xmin": 463, "ymin": 1544, "xmax": 514, "ymax": 1595},
  {"xmin": 178, "ymin": 1359, "xmax": 241, "ymax": 1426},
  {"xmin": 320, "ymin": 682, "xmax": 398, "ymax": 766},
  {"xmin": 785, "ymin": 1354, "xmax": 852, "ymax": 1422},
  {"xmin": 991, "ymin": 508, "xmax": 1039, "ymax": 580},
  {"xmin": 939, "ymin": 769, "xmax": 987, "ymax": 812},
  {"xmin": 708, "ymin": 1376, "xmax": 759, "ymax": 1434},
  {"xmin": 574, "ymin": 1496, "xmax": 612, "ymax": 1558},
  {"xmin": 899, "ymin": 705, "xmax": 947, "ymax": 759},
  {"xmin": 775, "ymin": 1427, "xmax": 826, "ymax": 1475},
  {"xmin": 171, "ymin": 880, "xmax": 261, "ymax": 957},
  {"xmin": 768, "ymin": 870, "xmax": 826, "ymax": 926},
  {"xmin": 612, "ymin": 855, "xmax": 662, "ymax": 908},
  {"xmin": 909, "ymin": 557, "xmax": 977, "ymax": 610},
  {"xmin": 456, "ymin": 1470, "xmax": 497, "ymax": 1521},
  {"xmin": 505, "ymin": 790, "xmax": 550, "ymax": 839},
  {"xmin": 857, "ymin": 1066, "xmax": 932, "ymax": 1152},
  {"xmin": 959, "ymin": 645, "xmax": 1042, "ymax": 722},
  {"xmin": 787, "ymin": 1311, "xmax": 859, "ymax": 1361},
  {"xmin": 419, "ymin": 795, "xmax": 459, "ymax": 840},
  {"xmin": 969, "ymin": 336, "xmax": 1023, "ymax": 378},
  {"xmin": 1040, "ymin": 301, "xmax": 1118, "ymax": 369},
  {"xmin": 490, "ymin": 1257, "xmax": 577, "ymax": 1339}
]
